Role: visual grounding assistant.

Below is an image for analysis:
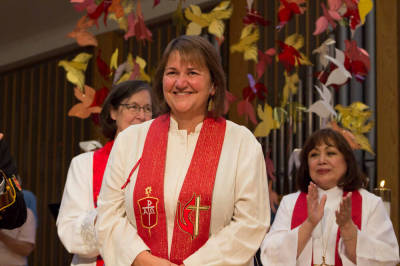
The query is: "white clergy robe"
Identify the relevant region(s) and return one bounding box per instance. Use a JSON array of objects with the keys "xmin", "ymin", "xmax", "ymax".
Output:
[
  {"xmin": 57, "ymin": 152, "xmax": 100, "ymax": 266},
  {"xmin": 96, "ymin": 117, "xmax": 270, "ymax": 266},
  {"xmin": 261, "ymin": 186, "xmax": 400, "ymax": 266}
]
